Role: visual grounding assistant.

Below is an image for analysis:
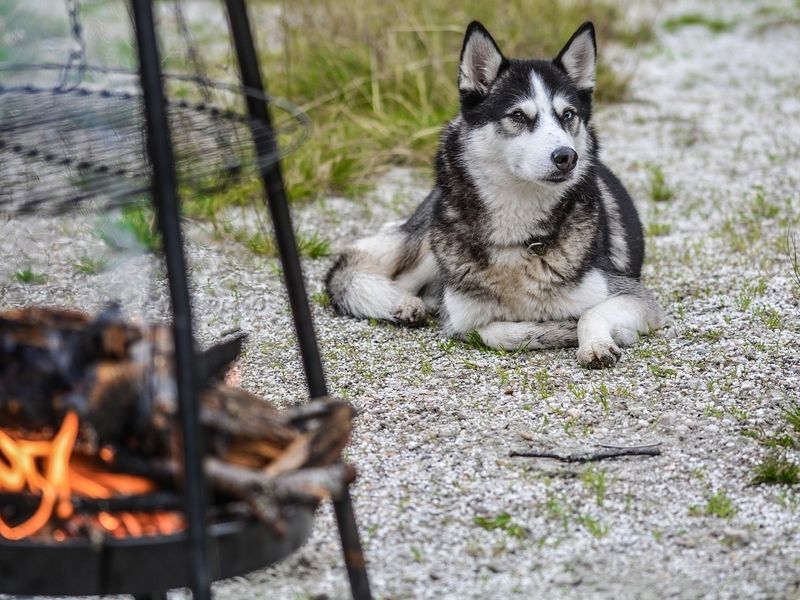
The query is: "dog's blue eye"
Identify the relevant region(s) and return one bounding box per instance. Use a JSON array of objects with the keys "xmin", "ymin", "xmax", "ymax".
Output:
[{"xmin": 562, "ymin": 110, "xmax": 575, "ymax": 122}]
